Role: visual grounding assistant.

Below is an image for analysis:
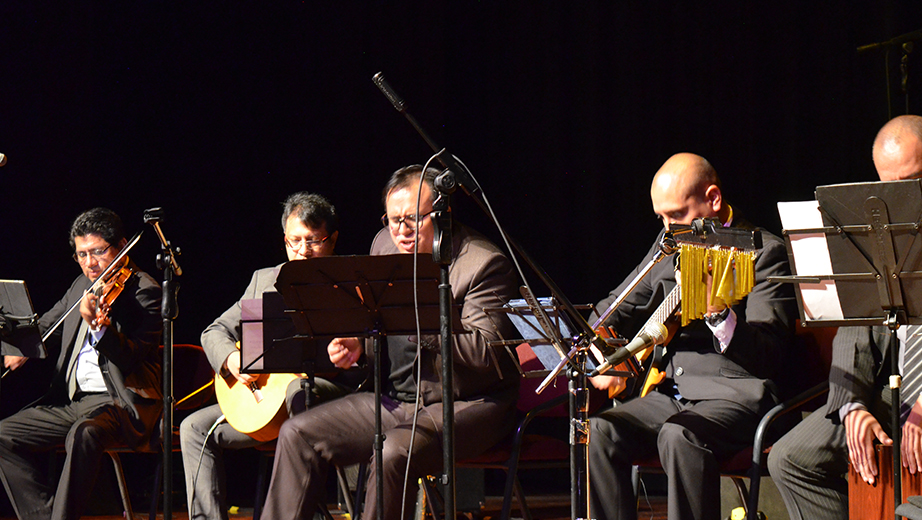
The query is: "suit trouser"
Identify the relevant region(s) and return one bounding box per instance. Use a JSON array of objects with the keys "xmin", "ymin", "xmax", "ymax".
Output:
[
  {"xmin": 259, "ymin": 391, "xmax": 514, "ymax": 520},
  {"xmin": 179, "ymin": 377, "xmax": 349, "ymax": 520},
  {"xmin": 589, "ymin": 390, "xmax": 760, "ymax": 520},
  {"xmin": 0, "ymin": 393, "xmax": 122, "ymax": 520},
  {"xmin": 767, "ymin": 403, "xmax": 848, "ymax": 520}
]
